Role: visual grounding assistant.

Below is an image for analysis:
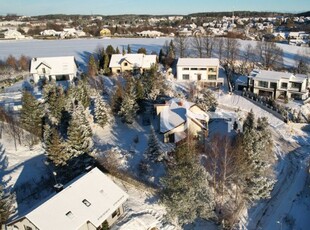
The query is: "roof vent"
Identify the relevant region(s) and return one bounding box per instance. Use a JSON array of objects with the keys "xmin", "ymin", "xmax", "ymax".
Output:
[
  {"xmin": 54, "ymin": 183, "xmax": 64, "ymax": 193},
  {"xmin": 66, "ymin": 211, "xmax": 74, "ymax": 219}
]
